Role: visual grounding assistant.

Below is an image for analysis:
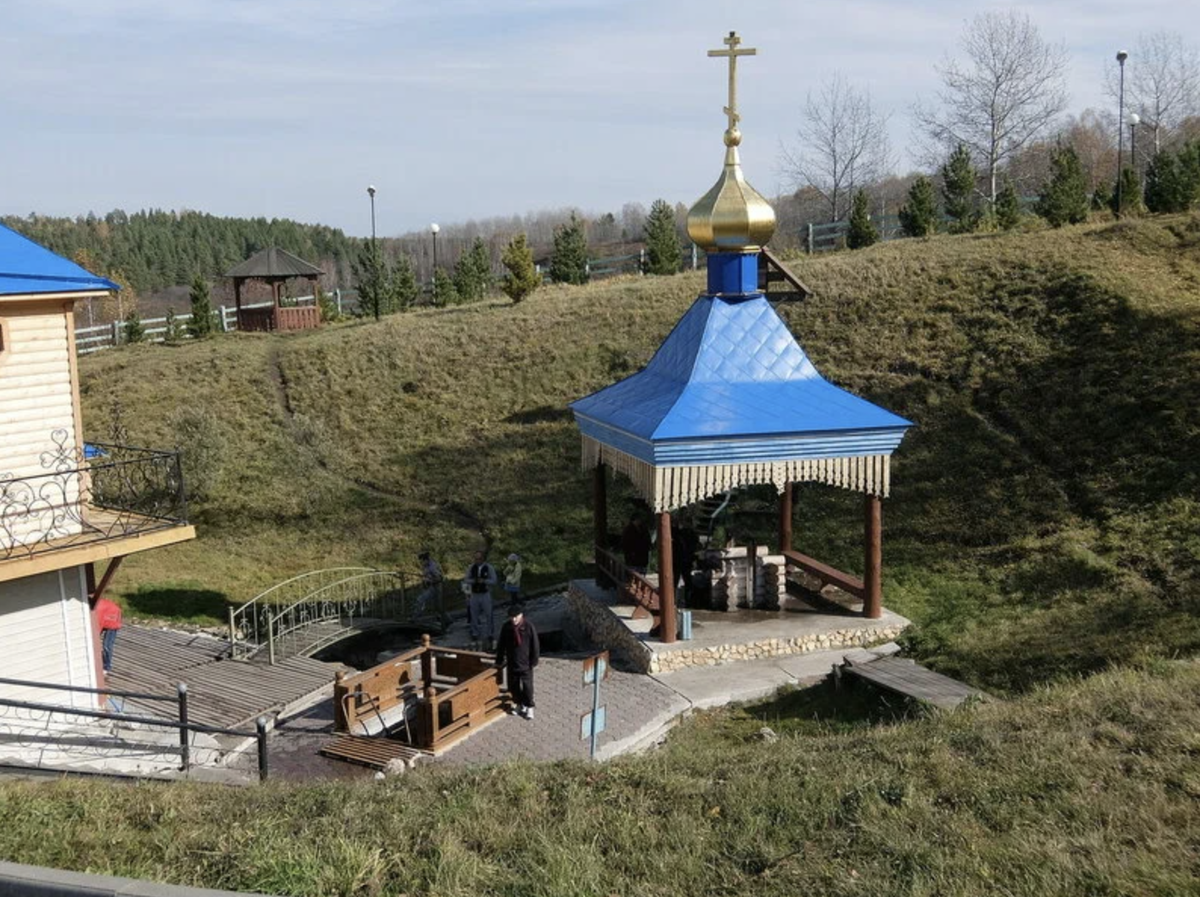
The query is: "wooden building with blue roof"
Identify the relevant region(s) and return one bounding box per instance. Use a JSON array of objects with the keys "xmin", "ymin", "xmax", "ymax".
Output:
[{"xmin": 572, "ymin": 32, "xmax": 912, "ymax": 644}]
